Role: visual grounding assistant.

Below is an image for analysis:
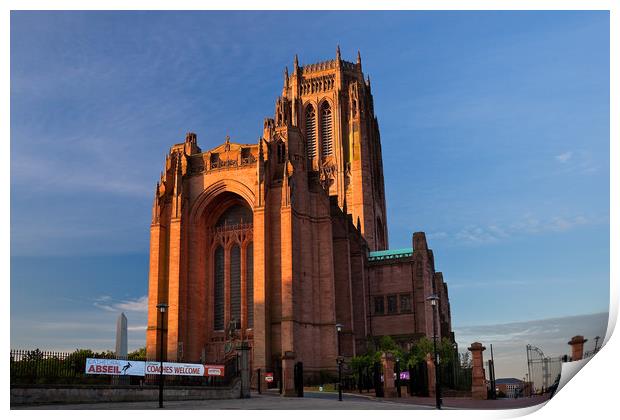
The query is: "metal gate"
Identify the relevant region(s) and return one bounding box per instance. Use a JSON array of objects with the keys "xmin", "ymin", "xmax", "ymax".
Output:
[
  {"xmin": 526, "ymin": 344, "xmax": 564, "ymax": 394},
  {"xmin": 409, "ymin": 361, "xmax": 429, "ymax": 396}
]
